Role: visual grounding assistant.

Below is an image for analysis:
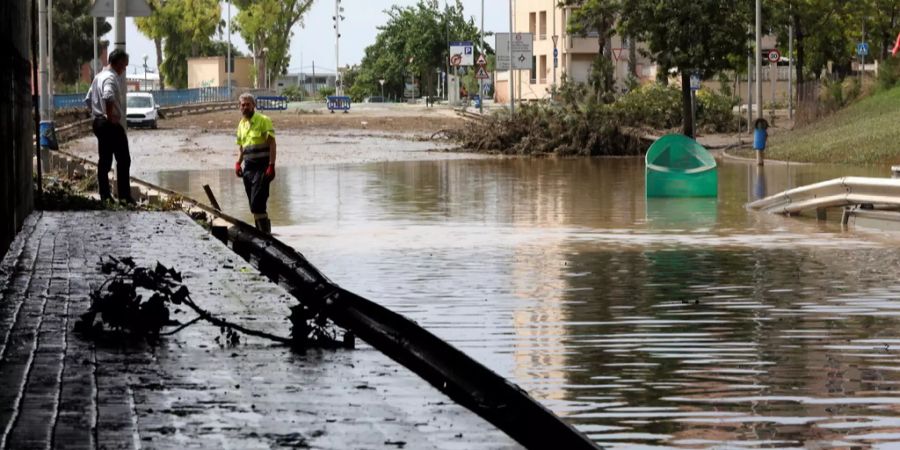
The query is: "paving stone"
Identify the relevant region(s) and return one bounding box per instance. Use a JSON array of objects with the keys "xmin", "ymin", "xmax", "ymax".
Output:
[{"xmin": 0, "ymin": 211, "xmax": 521, "ymax": 449}]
